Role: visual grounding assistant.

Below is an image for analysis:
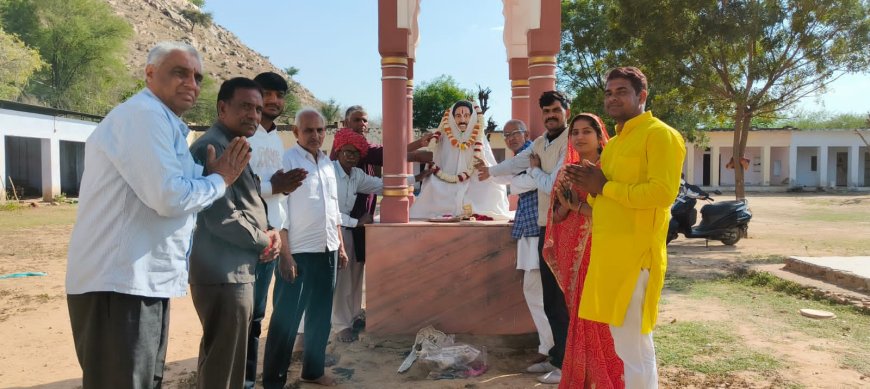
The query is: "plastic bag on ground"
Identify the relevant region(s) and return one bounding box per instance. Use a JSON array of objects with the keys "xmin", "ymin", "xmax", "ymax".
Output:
[{"xmin": 397, "ymin": 325, "xmax": 488, "ymax": 379}]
